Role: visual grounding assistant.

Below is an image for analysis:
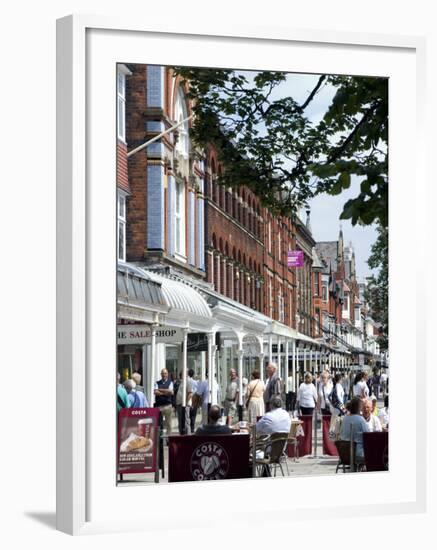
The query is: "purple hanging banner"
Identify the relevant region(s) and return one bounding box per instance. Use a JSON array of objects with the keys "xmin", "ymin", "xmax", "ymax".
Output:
[{"xmin": 287, "ymin": 250, "xmax": 304, "ymax": 267}]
